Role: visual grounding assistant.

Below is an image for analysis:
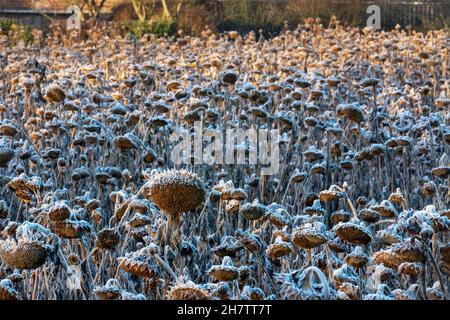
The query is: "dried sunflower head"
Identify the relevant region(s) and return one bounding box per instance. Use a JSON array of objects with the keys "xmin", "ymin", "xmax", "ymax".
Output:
[
  {"xmin": 128, "ymin": 213, "xmax": 152, "ymax": 228},
  {"xmin": 8, "ymin": 173, "xmax": 41, "ymax": 202},
  {"xmin": 304, "ymin": 199, "xmax": 326, "ymax": 216},
  {"xmin": 0, "ymin": 222, "xmax": 55, "ymax": 270},
  {"xmin": 96, "ymin": 228, "xmax": 121, "ymax": 249},
  {"xmin": 398, "ymin": 262, "xmax": 422, "ymax": 277},
  {"xmin": 49, "ymin": 219, "xmax": 92, "ymax": 239},
  {"xmin": 333, "ymin": 221, "xmax": 372, "ymax": 245},
  {"xmin": 118, "ymin": 245, "xmax": 162, "ymax": 279},
  {"xmin": 208, "ymin": 256, "xmax": 239, "ymax": 282},
  {"xmin": 330, "ymin": 210, "xmax": 351, "ymax": 225},
  {"xmin": 391, "ymin": 238, "xmax": 426, "ymax": 263},
  {"xmin": 373, "ymin": 248, "xmax": 401, "ymax": 270},
  {"xmin": 358, "ymin": 209, "xmax": 380, "ymax": 223},
  {"xmin": 292, "ymin": 221, "xmax": 328, "ymax": 249},
  {"xmin": 167, "ymin": 277, "xmax": 210, "ymax": 300},
  {"xmin": 94, "ymin": 279, "xmax": 122, "ymax": 300},
  {"xmin": 0, "ymin": 240, "xmax": 51, "ymax": 270},
  {"xmin": 42, "ymin": 200, "xmax": 71, "ymax": 222},
  {"xmin": 319, "ymin": 190, "xmax": 342, "ymax": 203},
  {"xmin": 266, "ymin": 236, "xmax": 293, "ymax": 260},
  {"xmin": 0, "ymin": 279, "xmax": 20, "ymax": 300},
  {"xmin": 121, "ymin": 291, "xmax": 147, "ymax": 300},
  {"xmin": 45, "ymin": 84, "xmax": 66, "ymax": 103},
  {"xmin": 377, "ymin": 227, "xmax": 402, "ymax": 245},
  {"xmin": 241, "ymin": 286, "xmax": 265, "ymax": 300},
  {"xmin": 212, "ymin": 236, "xmax": 243, "ymax": 258},
  {"xmin": 235, "ymin": 229, "xmax": 264, "ymax": 253},
  {"xmin": 370, "ymin": 200, "xmax": 397, "ymax": 219},
  {"xmin": 144, "ymin": 169, "xmax": 205, "ymax": 215},
  {"xmin": 345, "ymin": 246, "xmax": 368, "ymax": 269},
  {"xmin": 337, "ymin": 282, "xmax": 359, "ymax": 300},
  {"xmin": 265, "ymin": 203, "xmax": 290, "ymax": 227},
  {"xmin": 240, "ymin": 199, "xmax": 267, "ymax": 221}
]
